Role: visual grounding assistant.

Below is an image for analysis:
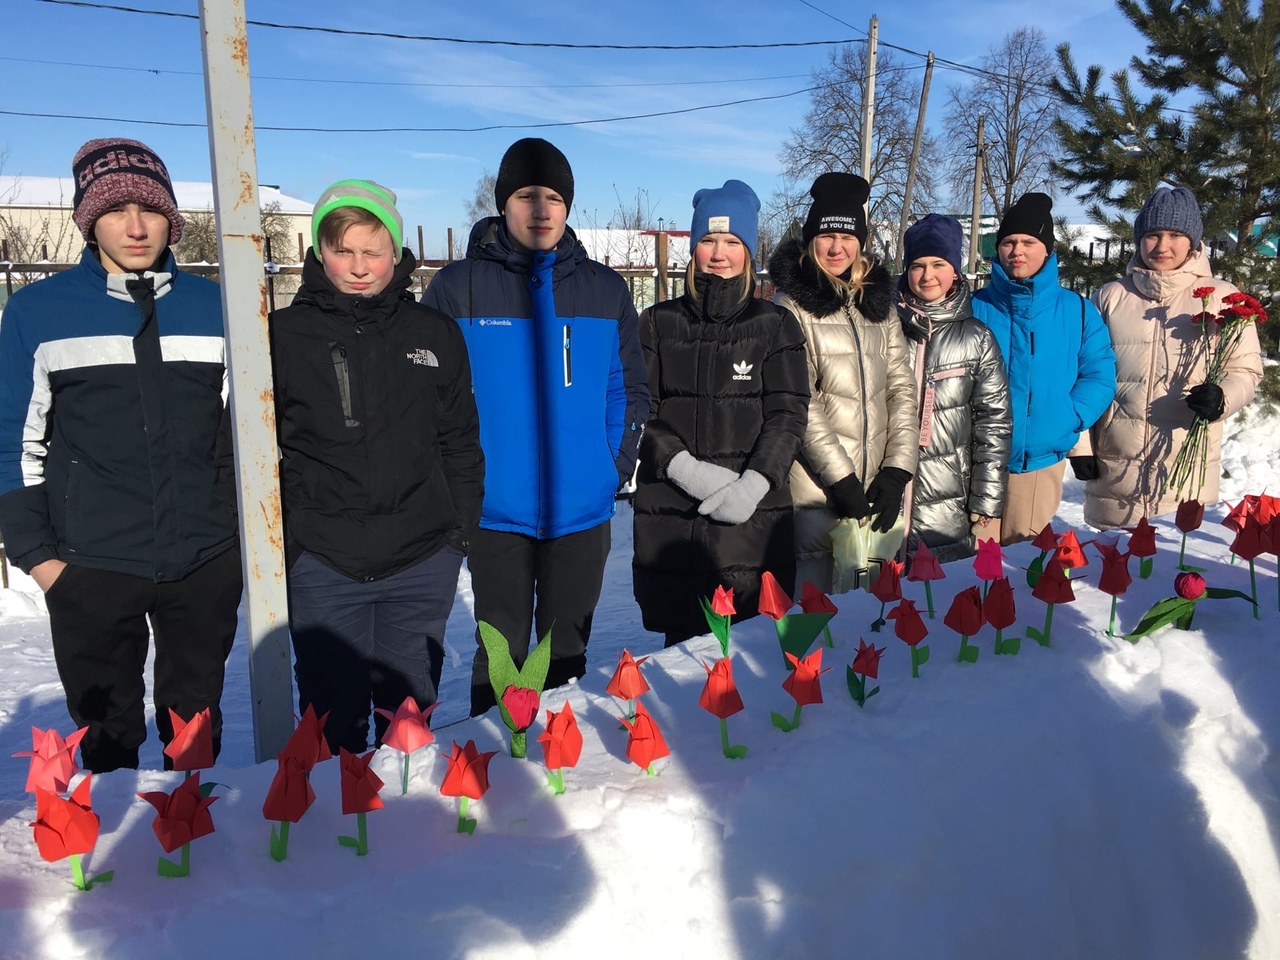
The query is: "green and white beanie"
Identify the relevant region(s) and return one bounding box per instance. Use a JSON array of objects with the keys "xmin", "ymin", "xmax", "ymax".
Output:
[{"xmin": 311, "ymin": 179, "xmax": 404, "ymax": 253}]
